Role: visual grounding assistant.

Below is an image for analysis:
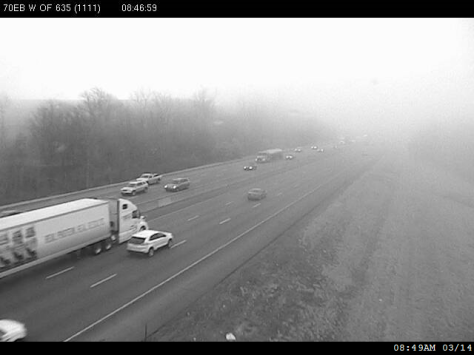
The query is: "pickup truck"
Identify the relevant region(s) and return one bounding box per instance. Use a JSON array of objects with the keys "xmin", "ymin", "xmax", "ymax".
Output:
[{"xmin": 137, "ymin": 173, "xmax": 163, "ymax": 185}]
